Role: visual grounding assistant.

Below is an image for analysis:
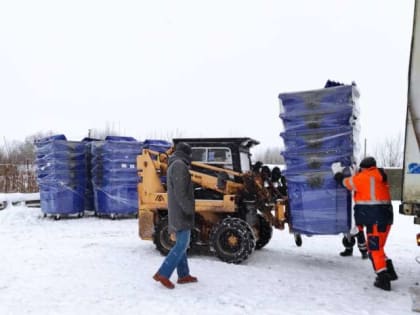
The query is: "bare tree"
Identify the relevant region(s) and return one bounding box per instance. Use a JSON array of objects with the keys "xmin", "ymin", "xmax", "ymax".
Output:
[
  {"xmin": 253, "ymin": 147, "xmax": 285, "ymax": 165},
  {"xmin": 373, "ymin": 133, "xmax": 404, "ymax": 167},
  {"xmin": 89, "ymin": 122, "xmax": 123, "ymax": 139}
]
